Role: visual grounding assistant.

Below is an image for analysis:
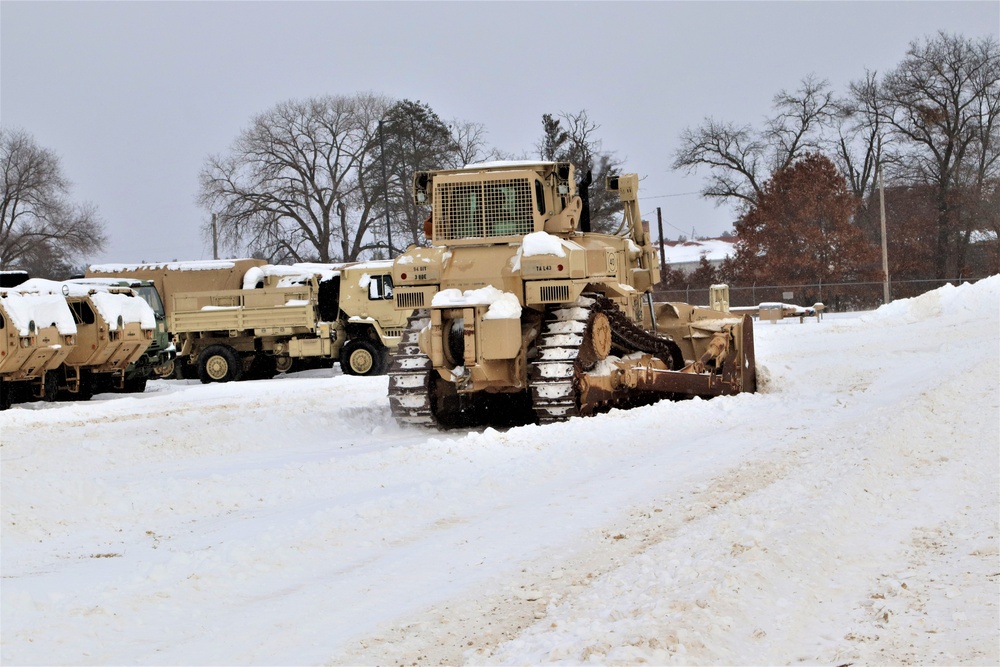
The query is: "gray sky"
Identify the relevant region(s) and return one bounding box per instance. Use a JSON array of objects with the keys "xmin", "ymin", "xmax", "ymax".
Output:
[{"xmin": 2, "ymin": 1, "xmax": 998, "ymax": 265}]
